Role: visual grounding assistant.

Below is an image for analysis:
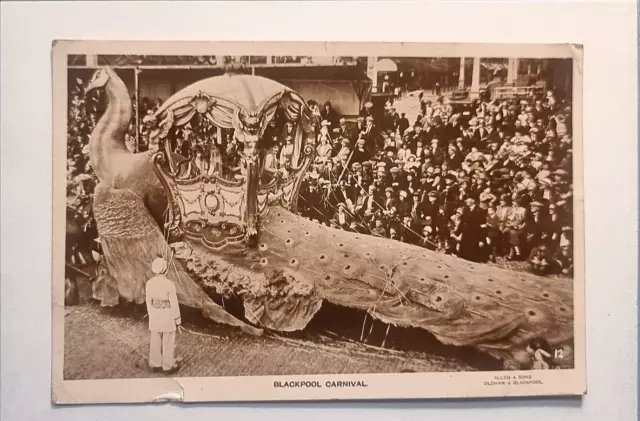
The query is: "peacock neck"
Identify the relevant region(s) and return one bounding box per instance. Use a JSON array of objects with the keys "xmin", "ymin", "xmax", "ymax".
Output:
[{"xmin": 89, "ymin": 67, "xmax": 133, "ymax": 184}]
